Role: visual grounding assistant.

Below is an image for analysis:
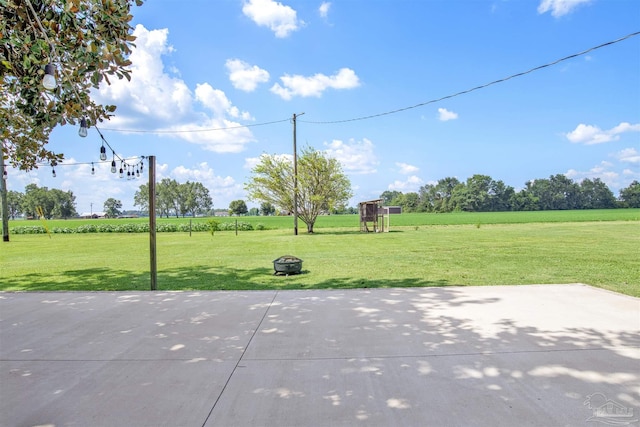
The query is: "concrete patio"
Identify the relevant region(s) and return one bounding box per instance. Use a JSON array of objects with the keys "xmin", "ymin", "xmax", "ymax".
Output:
[{"xmin": 1, "ymin": 284, "xmax": 638, "ymax": 426}]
